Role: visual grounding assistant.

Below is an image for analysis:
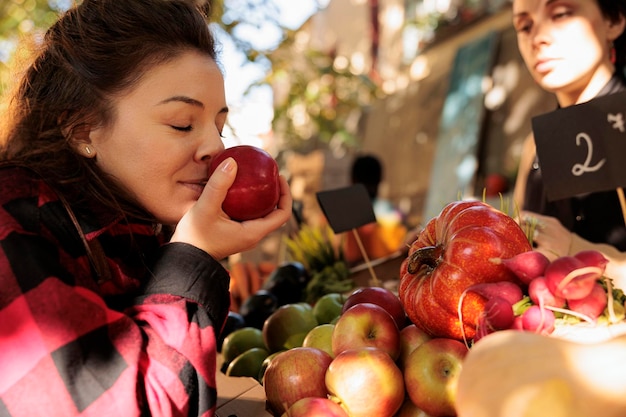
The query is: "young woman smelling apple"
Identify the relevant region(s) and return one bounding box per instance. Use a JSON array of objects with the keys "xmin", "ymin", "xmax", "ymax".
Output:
[{"xmin": 0, "ymin": 1, "xmax": 292, "ymax": 415}]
